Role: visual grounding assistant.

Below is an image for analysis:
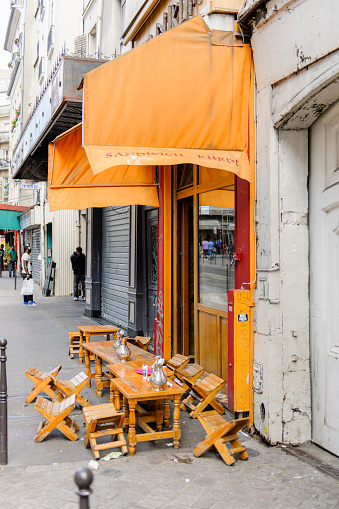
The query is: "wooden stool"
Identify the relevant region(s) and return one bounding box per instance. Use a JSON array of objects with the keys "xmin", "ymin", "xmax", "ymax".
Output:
[
  {"xmin": 193, "ymin": 410, "xmax": 250, "ymax": 465},
  {"xmin": 51, "ymin": 372, "xmax": 90, "ymax": 408},
  {"xmin": 25, "ymin": 365, "xmax": 62, "ymax": 404},
  {"xmin": 167, "ymin": 354, "xmax": 190, "ymax": 371},
  {"xmin": 181, "ymin": 372, "xmax": 225, "ymax": 418},
  {"xmin": 126, "ymin": 336, "xmax": 151, "ymax": 351},
  {"xmin": 175, "ymin": 363, "xmax": 204, "ymax": 391},
  {"xmin": 83, "ymin": 403, "xmax": 127, "ymax": 460},
  {"xmin": 69, "ymin": 332, "xmax": 81, "ymax": 359},
  {"xmin": 34, "ymin": 394, "xmax": 79, "ymax": 442}
]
